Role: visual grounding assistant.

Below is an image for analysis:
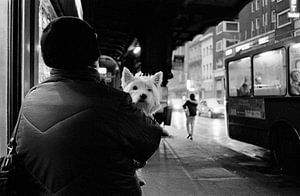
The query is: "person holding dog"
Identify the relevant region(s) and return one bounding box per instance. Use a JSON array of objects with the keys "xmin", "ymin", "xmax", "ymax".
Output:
[
  {"xmin": 182, "ymin": 93, "xmax": 198, "ymax": 140},
  {"xmin": 14, "ymin": 16, "xmax": 163, "ymax": 196}
]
